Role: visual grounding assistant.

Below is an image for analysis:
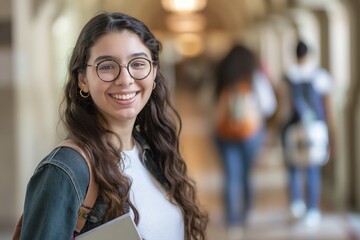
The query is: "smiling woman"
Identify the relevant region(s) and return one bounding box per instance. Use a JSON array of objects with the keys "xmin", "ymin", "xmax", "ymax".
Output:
[
  {"xmin": 14, "ymin": 12, "xmax": 208, "ymax": 240},
  {"xmin": 78, "ymin": 31, "xmax": 157, "ymax": 124}
]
